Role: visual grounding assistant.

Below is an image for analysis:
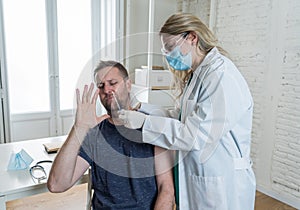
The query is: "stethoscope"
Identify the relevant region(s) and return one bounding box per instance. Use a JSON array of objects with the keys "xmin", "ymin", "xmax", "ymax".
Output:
[{"xmin": 29, "ymin": 160, "xmax": 53, "ymax": 182}]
